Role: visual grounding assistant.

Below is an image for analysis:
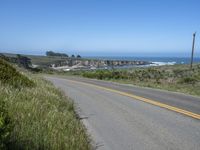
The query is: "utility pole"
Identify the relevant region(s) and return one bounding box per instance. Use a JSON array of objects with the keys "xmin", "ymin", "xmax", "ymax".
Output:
[{"xmin": 190, "ymin": 32, "xmax": 196, "ymax": 69}]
